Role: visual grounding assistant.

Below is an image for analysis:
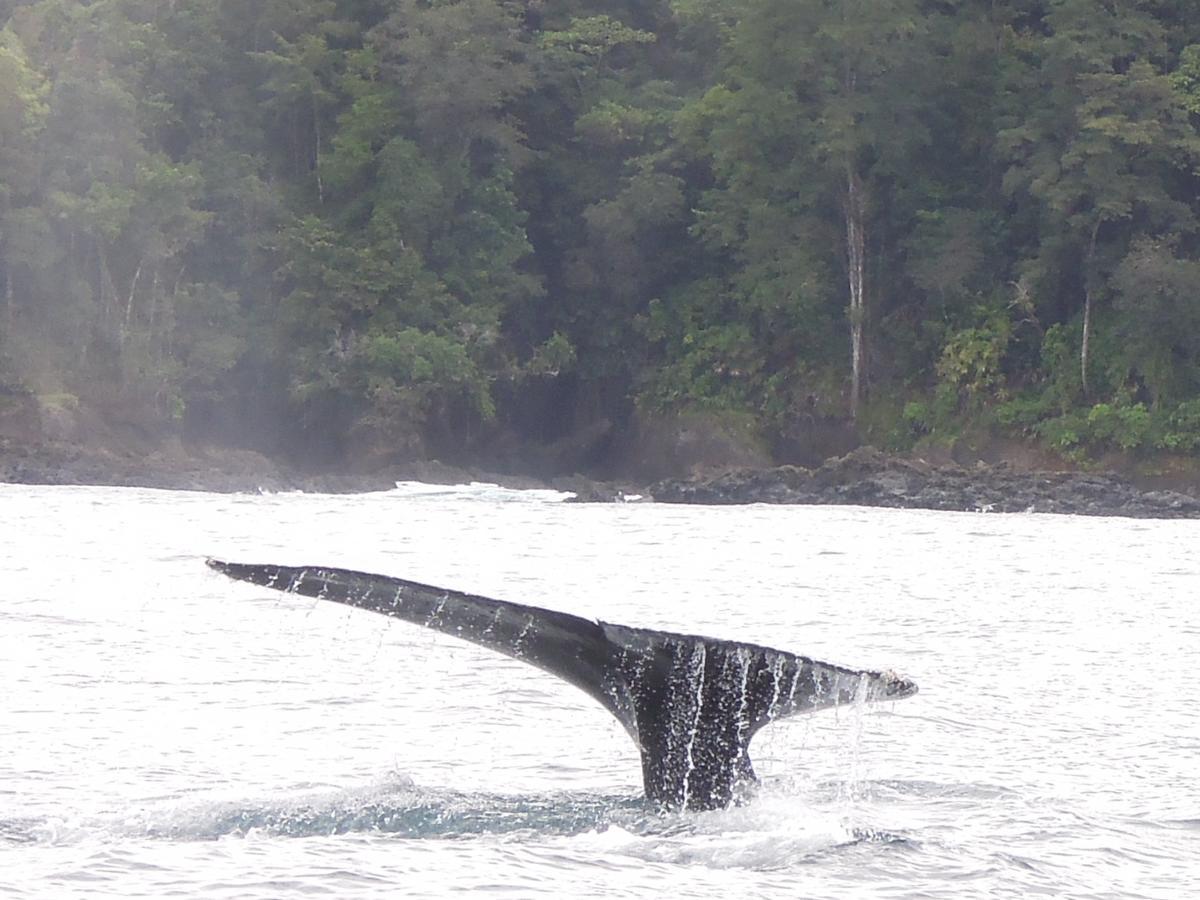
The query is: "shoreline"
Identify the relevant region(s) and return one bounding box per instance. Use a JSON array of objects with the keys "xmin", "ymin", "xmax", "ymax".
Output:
[
  {"xmin": 649, "ymin": 447, "xmax": 1200, "ymax": 519},
  {"xmin": 0, "ymin": 435, "xmax": 628, "ymax": 497},
  {"xmin": 3, "ymin": 436, "xmax": 1199, "ymax": 519}
]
